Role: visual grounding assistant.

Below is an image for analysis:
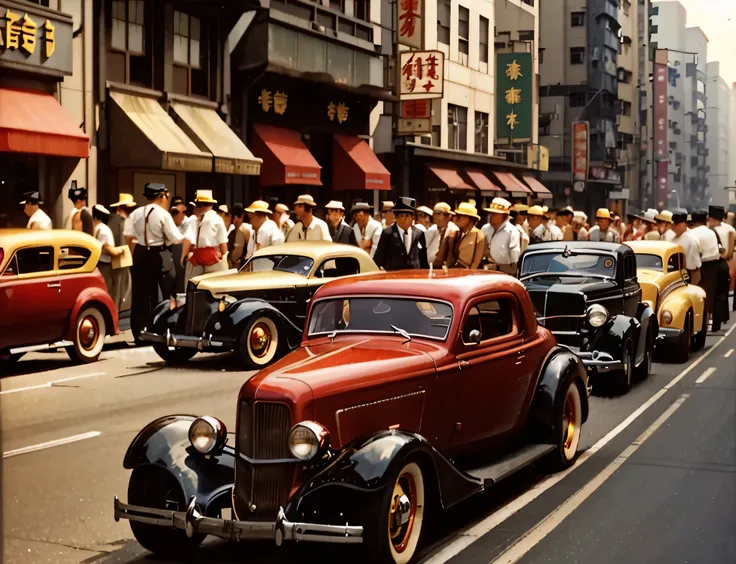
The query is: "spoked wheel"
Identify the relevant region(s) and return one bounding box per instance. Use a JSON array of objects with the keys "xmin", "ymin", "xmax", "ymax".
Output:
[
  {"xmin": 67, "ymin": 306, "xmax": 106, "ymax": 363},
  {"xmin": 367, "ymin": 460, "xmax": 425, "ymax": 564},
  {"xmin": 235, "ymin": 316, "xmax": 280, "ymax": 370},
  {"xmin": 539, "ymin": 379, "xmax": 583, "ymax": 471}
]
